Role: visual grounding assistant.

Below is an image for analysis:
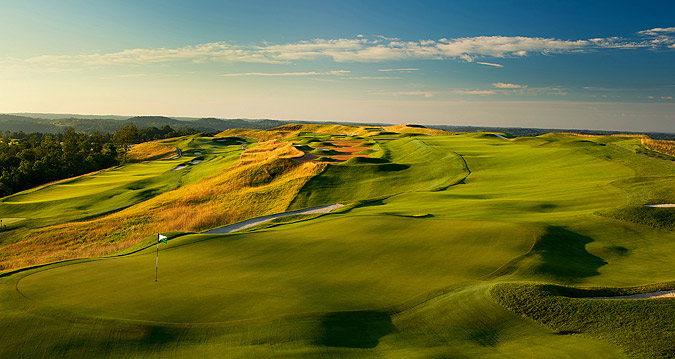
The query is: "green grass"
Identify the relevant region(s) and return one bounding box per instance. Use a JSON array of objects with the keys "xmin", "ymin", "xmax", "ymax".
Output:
[
  {"xmin": 0, "ymin": 131, "xmax": 674, "ymax": 357},
  {"xmin": 492, "ymin": 282, "xmax": 675, "ymax": 358},
  {"xmin": 0, "ymin": 135, "xmax": 245, "ymax": 228},
  {"xmin": 289, "ymin": 137, "xmax": 469, "ymax": 209}
]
